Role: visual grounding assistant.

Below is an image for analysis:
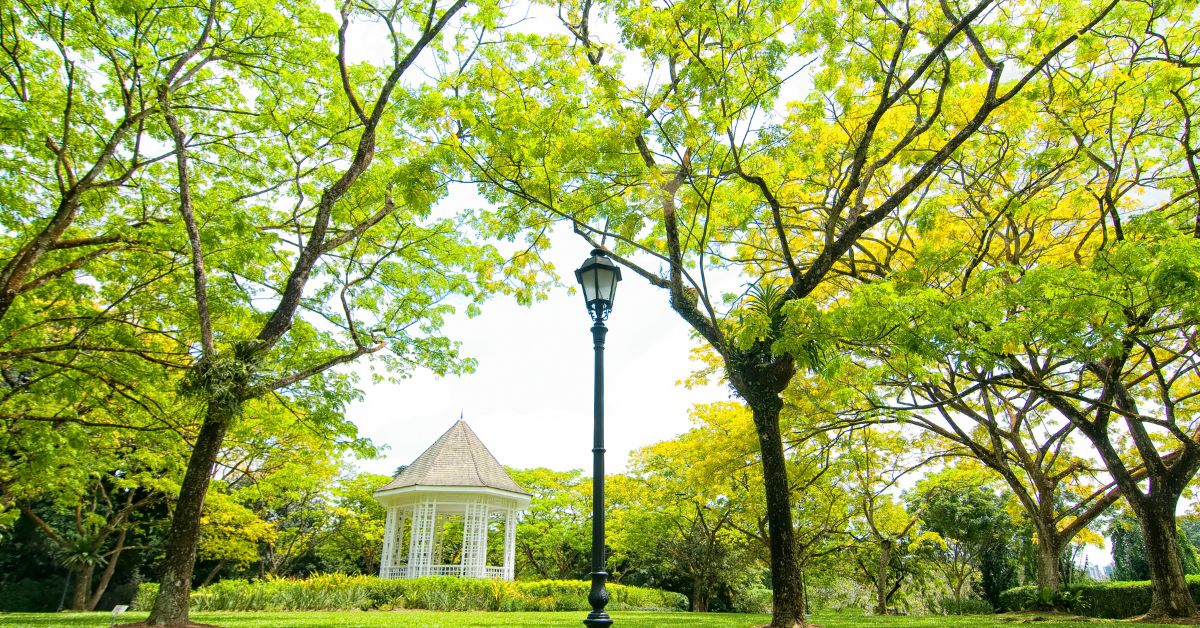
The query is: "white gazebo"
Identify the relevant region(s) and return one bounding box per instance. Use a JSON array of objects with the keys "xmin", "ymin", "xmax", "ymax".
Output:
[{"xmin": 374, "ymin": 420, "xmax": 531, "ymax": 580}]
